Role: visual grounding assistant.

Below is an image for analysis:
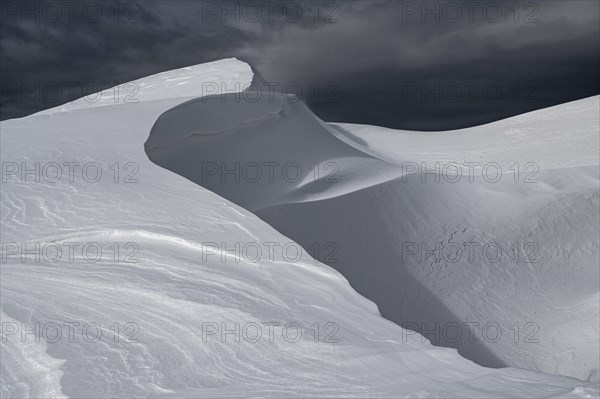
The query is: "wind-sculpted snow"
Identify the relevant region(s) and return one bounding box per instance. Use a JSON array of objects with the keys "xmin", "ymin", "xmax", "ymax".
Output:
[
  {"xmin": 32, "ymin": 58, "xmax": 253, "ymax": 117},
  {"xmin": 1, "ymin": 58, "xmax": 598, "ymax": 398},
  {"xmin": 146, "ymin": 81, "xmax": 600, "ymax": 385},
  {"xmin": 330, "ymin": 96, "xmax": 600, "ymax": 171},
  {"xmin": 146, "ymin": 93, "xmax": 402, "ymax": 211}
]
